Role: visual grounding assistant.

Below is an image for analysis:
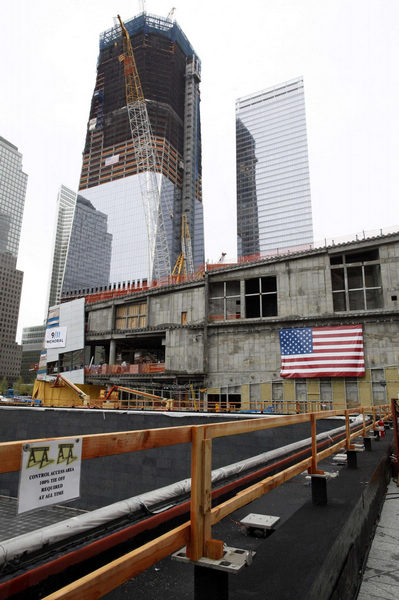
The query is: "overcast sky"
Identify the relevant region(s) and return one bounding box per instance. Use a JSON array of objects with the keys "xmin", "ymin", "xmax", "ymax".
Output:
[{"xmin": 1, "ymin": 0, "xmax": 399, "ymax": 340}]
